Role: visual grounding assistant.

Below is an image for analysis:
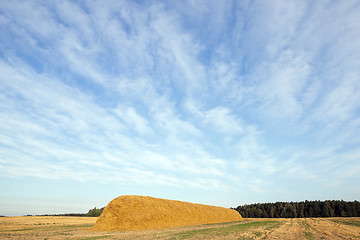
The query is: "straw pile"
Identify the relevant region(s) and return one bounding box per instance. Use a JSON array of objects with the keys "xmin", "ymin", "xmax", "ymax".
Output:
[{"xmin": 91, "ymin": 195, "xmax": 242, "ymax": 231}]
